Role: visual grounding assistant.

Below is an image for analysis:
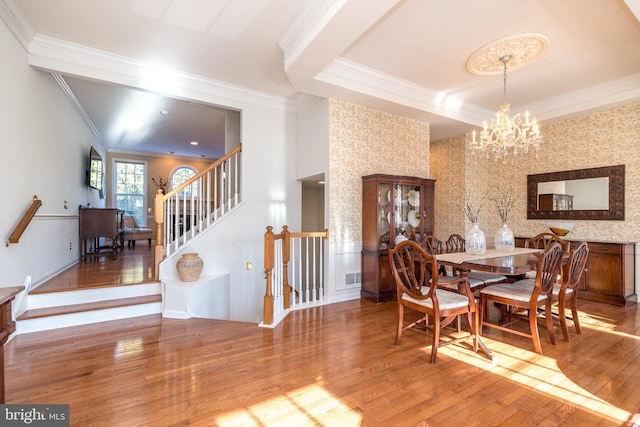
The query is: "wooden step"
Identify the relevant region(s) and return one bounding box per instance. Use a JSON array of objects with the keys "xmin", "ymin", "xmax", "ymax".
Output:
[{"xmin": 17, "ymin": 294, "xmax": 162, "ymax": 321}]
